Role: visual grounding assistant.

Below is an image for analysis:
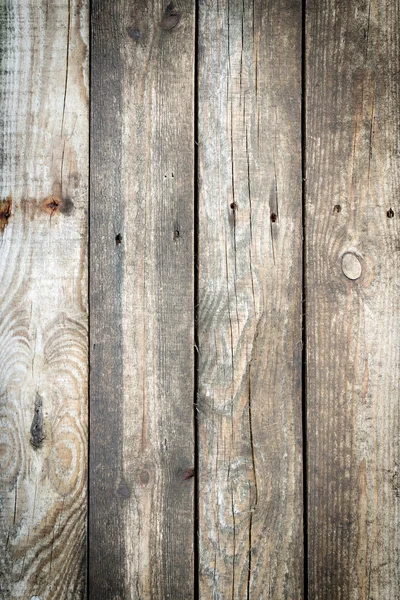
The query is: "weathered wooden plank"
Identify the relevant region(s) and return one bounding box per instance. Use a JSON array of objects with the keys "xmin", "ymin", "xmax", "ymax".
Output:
[
  {"xmin": 197, "ymin": 1, "xmax": 303, "ymax": 597},
  {"xmin": 306, "ymin": 0, "xmax": 400, "ymax": 597},
  {"xmin": 89, "ymin": 1, "xmax": 195, "ymax": 598},
  {"xmin": 0, "ymin": 1, "xmax": 88, "ymax": 598}
]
